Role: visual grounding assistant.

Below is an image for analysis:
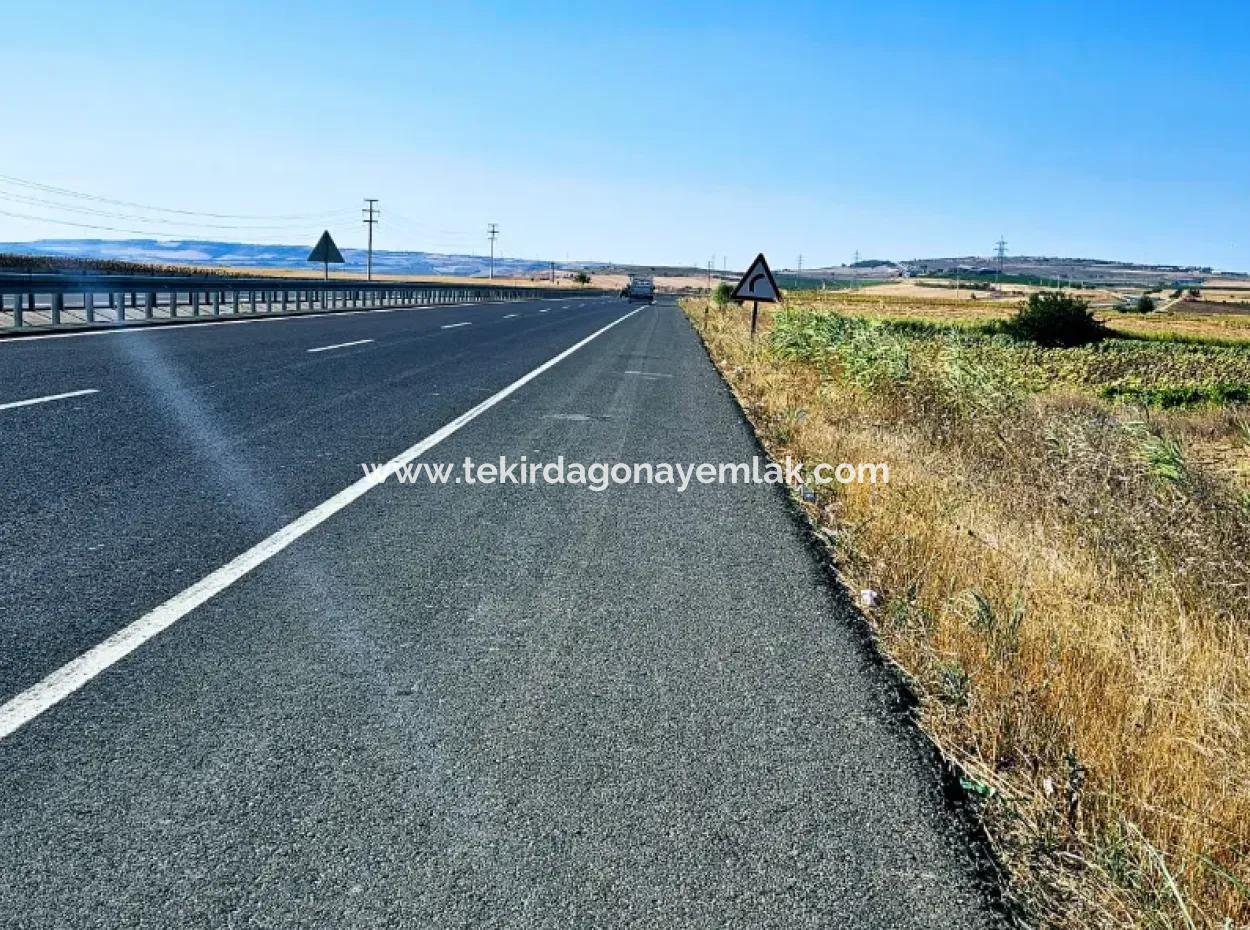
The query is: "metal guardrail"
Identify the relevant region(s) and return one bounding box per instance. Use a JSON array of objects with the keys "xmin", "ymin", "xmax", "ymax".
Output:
[{"xmin": 0, "ymin": 272, "xmax": 611, "ymax": 333}]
